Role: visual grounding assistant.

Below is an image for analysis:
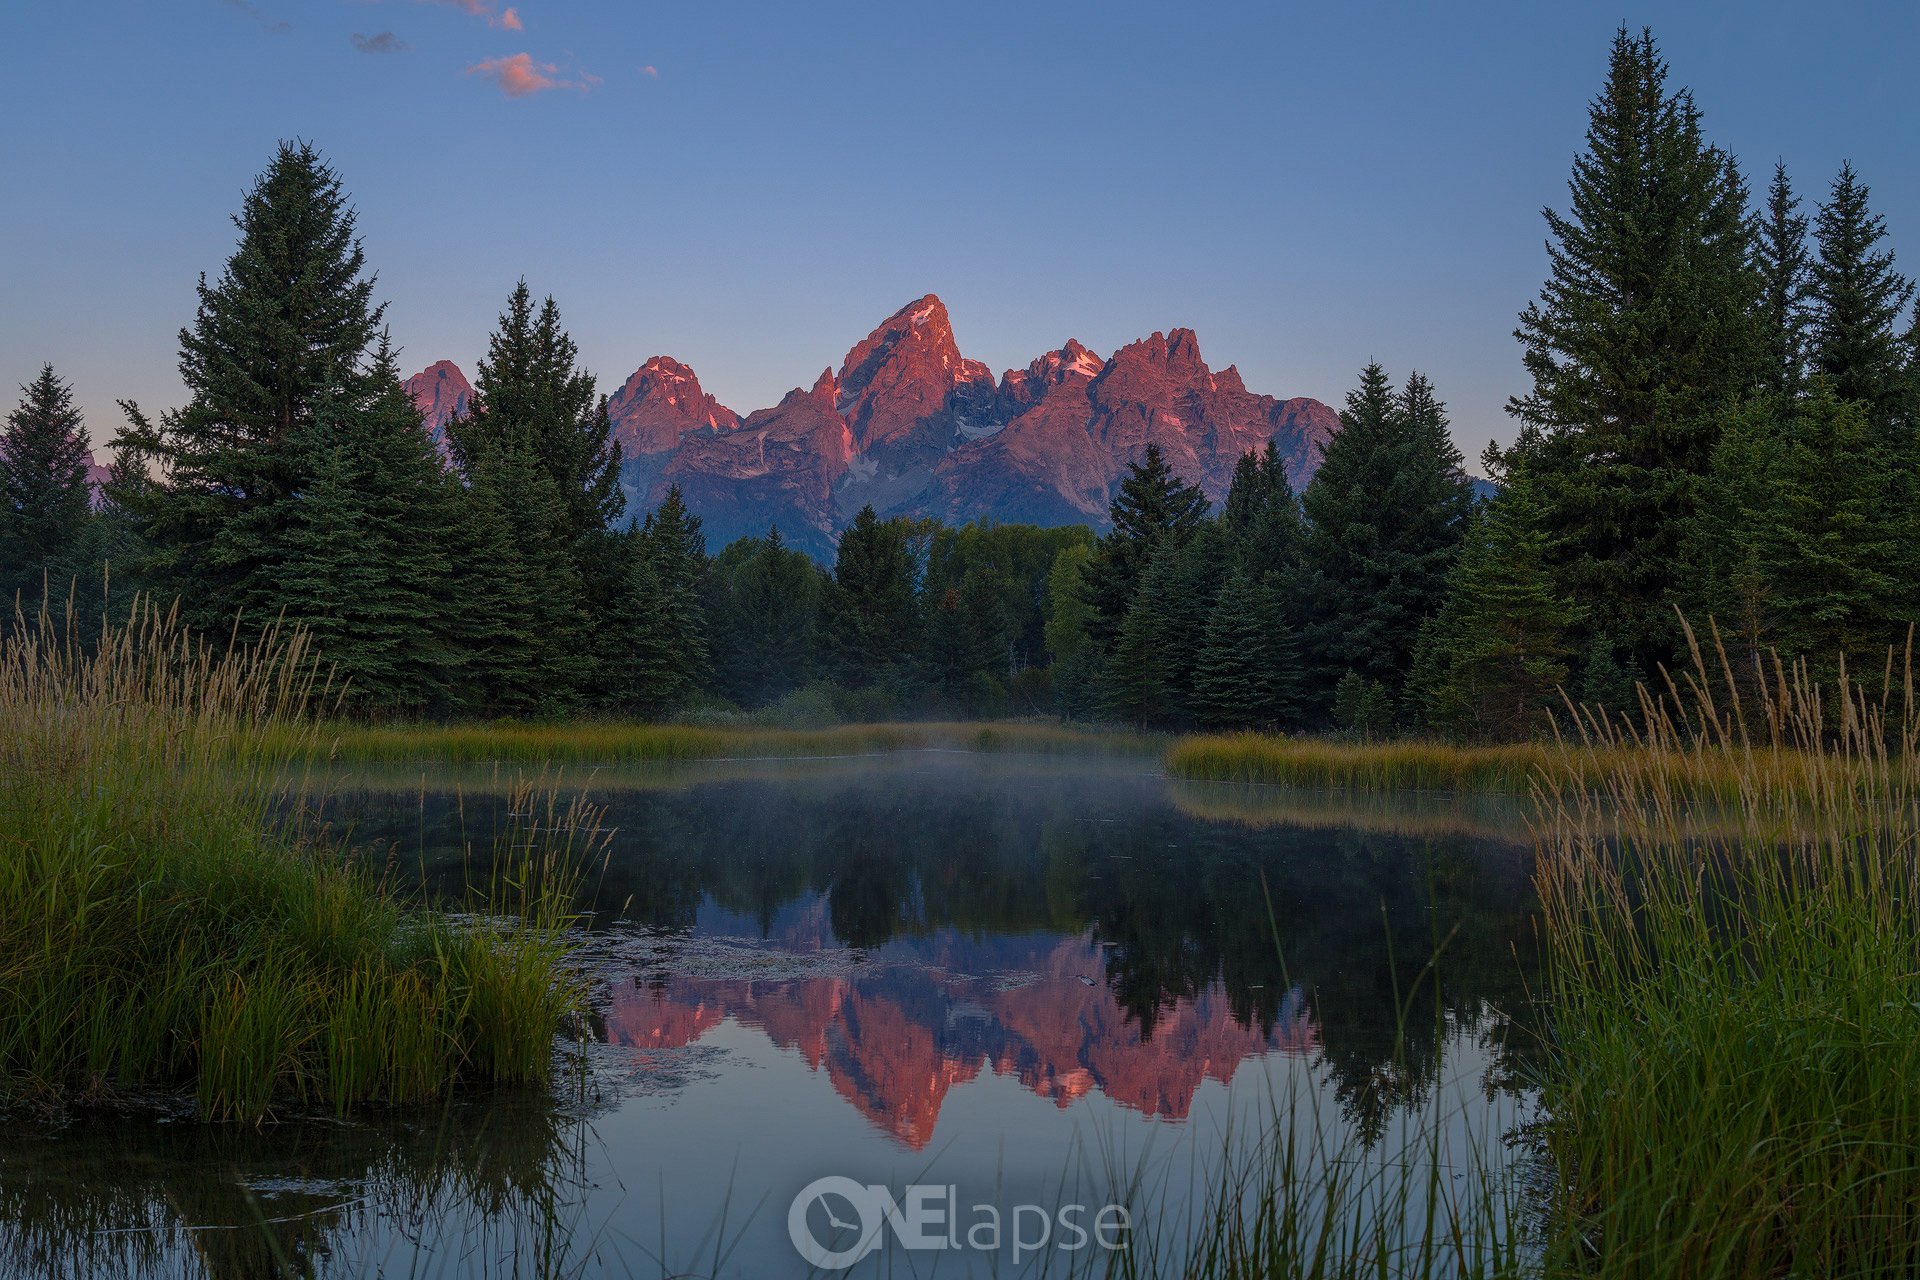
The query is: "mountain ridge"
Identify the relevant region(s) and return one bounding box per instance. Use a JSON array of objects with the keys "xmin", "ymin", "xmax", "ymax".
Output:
[{"xmin": 409, "ymin": 295, "xmax": 1340, "ymax": 558}]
